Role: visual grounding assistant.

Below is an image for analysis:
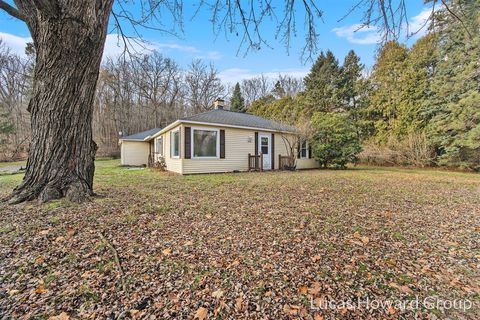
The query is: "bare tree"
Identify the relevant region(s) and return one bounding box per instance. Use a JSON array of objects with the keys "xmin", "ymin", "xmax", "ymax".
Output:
[
  {"xmin": 0, "ymin": 41, "xmax": 31, "ymax": 161},
  {"xmin": 185, "ymin": 59, "xmax": 225, "ymax": 113},
  {"xmin": 274, "ymin": 74, "xmax": 304, "ymax": 98},
  {"xmin": 241, "ymin": 74, "xmax": 272, "ymax": 107},
  {"xmin": 131, "ymin": 52, "xmax": 183, "ymax": 127}
]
